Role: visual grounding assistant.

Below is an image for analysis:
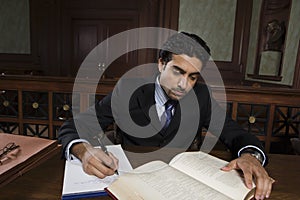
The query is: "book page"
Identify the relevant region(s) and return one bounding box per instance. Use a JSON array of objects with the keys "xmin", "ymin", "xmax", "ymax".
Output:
[
  {"xmin": 169, "ymin": 151, "xmax": 253, "ymax": 200},
  {"xmin": 62, "ymin": 144, "xmax": 132, "ymax": 196},
  {"xmin": 108, "ymin": 160, "xmax": 233, "ymax": 200}
]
